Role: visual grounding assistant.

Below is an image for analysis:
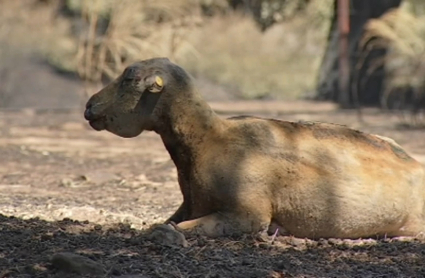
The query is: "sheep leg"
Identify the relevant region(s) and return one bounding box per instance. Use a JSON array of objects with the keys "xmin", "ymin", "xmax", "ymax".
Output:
[
  {"xmin": 176, "ymin": 212, "xmax": 269, "ymax": 238},
  {"xmin": 165, "ymin": 202, "xmax": 187, "ymax": 224}
]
